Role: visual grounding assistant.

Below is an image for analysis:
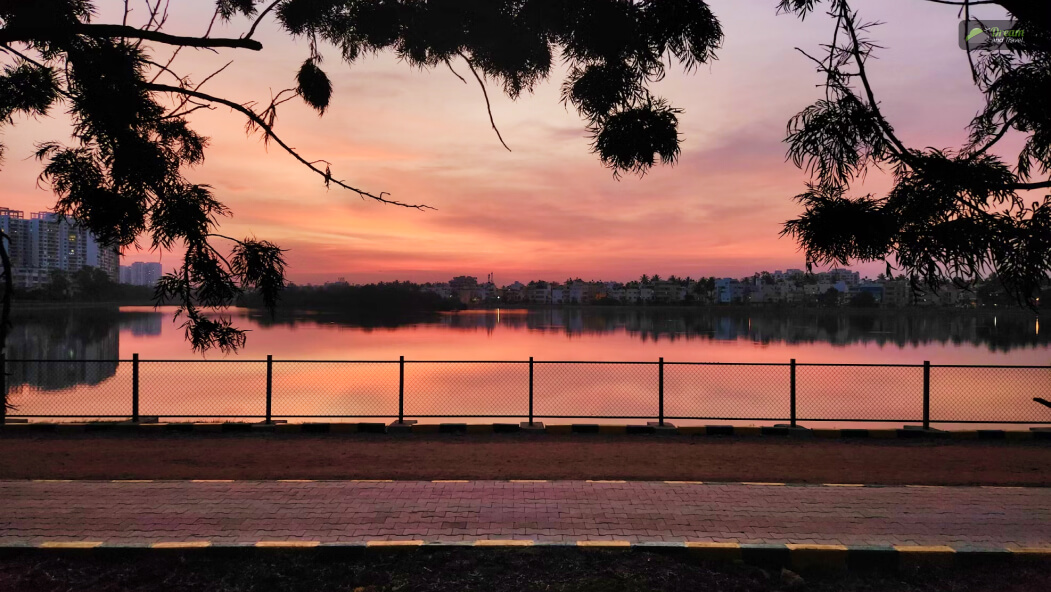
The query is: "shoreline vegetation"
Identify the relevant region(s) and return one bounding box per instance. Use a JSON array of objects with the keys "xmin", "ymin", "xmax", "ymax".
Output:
[
  {"xmin": 14, "ymin": 278, "xmax": 1043, "ymax": 318},
  {"xmin": 15, "ymin": 299, "xmax": 1043, "ymax": 318},
  {"xmin": 237, "ymin": 281, "xmax": 1045, "ymax": 316}
]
